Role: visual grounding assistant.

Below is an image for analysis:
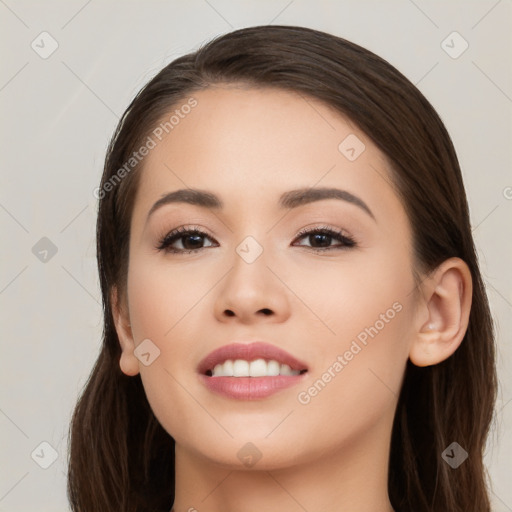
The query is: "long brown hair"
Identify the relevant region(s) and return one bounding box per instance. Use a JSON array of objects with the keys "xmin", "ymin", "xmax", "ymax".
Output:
[{"xmin": 67, "ymin": 25, "xmax": 497, "ymax": 511}]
